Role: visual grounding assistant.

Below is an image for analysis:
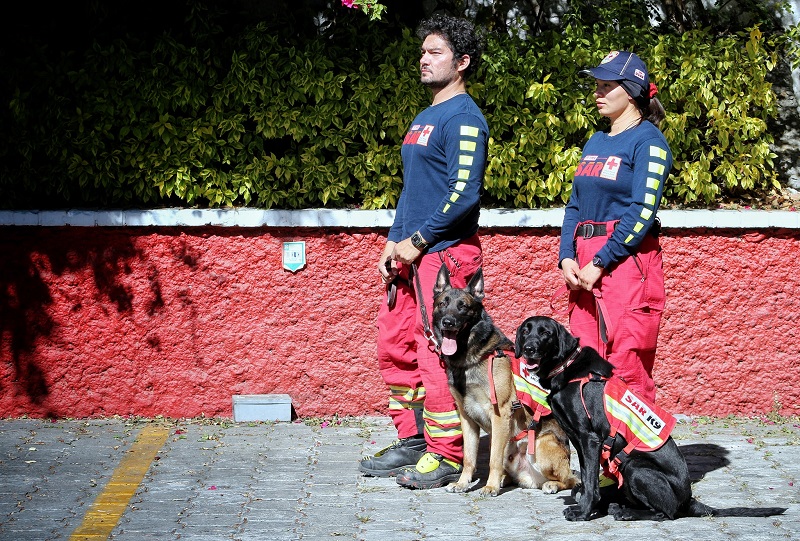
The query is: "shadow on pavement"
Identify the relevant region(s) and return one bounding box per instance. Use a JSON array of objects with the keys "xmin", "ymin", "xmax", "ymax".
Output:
[{"xmin": 678, "ymin": 443, "xmax": 731, "ymax": 482}]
